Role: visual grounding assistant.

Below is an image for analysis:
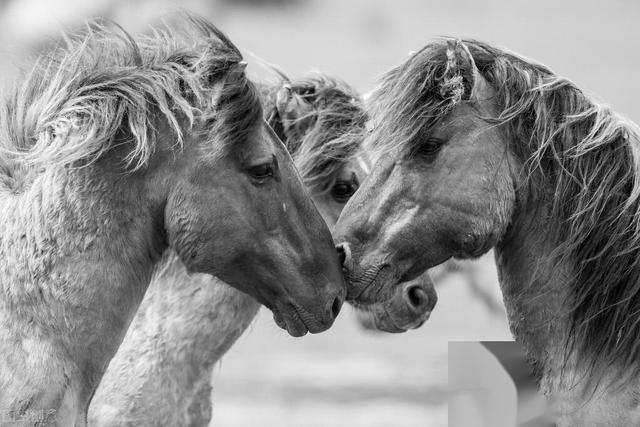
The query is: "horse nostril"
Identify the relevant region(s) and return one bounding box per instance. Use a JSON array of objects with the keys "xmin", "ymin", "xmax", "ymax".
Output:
[
  {"xmin": 336, "ymin": 243, "xmax": 349, "ymax": 266},
  {"xmin": 406, "ymin": 285, "xmax": 429, "ymax": 311},
  {"xmin": 331, "ymin": 296, "xmax": 342, "ymax": 318}
]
